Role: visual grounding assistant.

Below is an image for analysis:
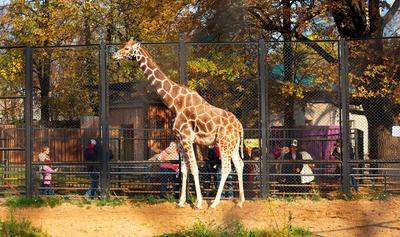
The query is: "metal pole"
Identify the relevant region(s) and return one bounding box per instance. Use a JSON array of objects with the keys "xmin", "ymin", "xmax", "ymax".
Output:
[
  {"xmin": 24, "ymin": 45, "xmax": 33, "ymax": 198},
  {"xmin": 259, "ymin": 39, "xmax": 269, "ymax": 198},
  {"xmin": 179, "ymin": 40, "xmax": 187, "ymax": 85},
  {"xmin": 339, "ymin": 38, "xmax": 351, "ymax": 195},
  {"xmin": 100, "ymin": 44, "xmax": 110, "ymax": 198}
]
